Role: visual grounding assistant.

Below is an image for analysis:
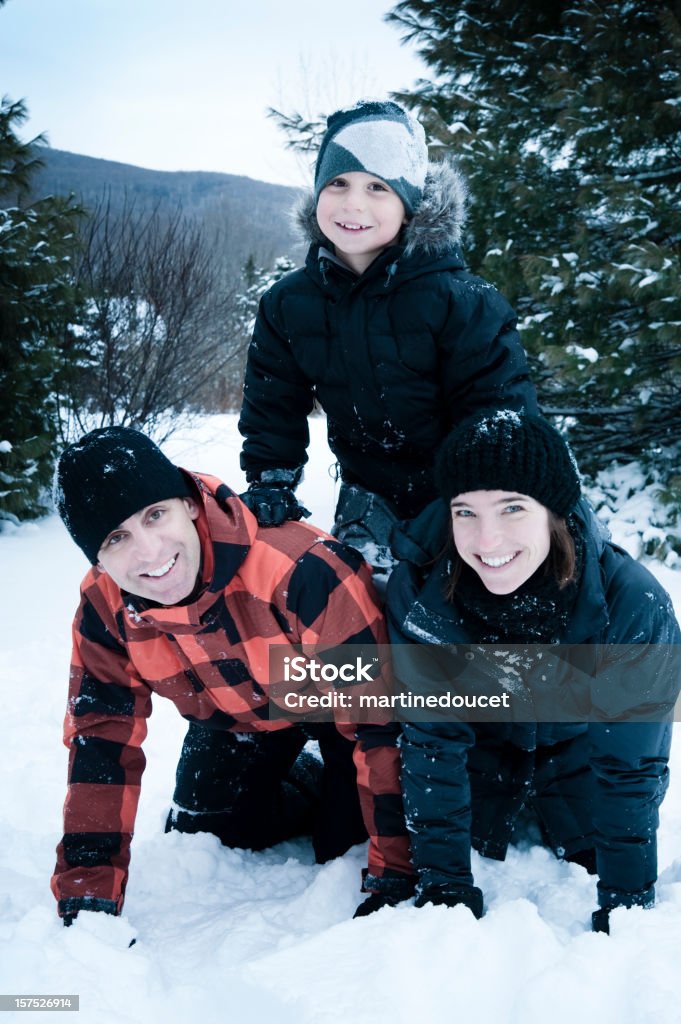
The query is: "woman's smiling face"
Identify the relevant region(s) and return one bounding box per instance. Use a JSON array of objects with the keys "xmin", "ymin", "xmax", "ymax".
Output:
[{"xmin": 450, "ymin": 490, "xmax": 551, "ymax": 595}]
